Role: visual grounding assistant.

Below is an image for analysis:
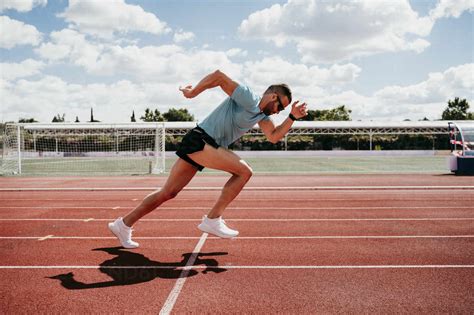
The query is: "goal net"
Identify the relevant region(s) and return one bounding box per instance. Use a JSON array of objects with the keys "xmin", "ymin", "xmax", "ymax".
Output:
[{"xmin": 1, "ymin": 123, "xmax": 166, "ymax": 175}]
